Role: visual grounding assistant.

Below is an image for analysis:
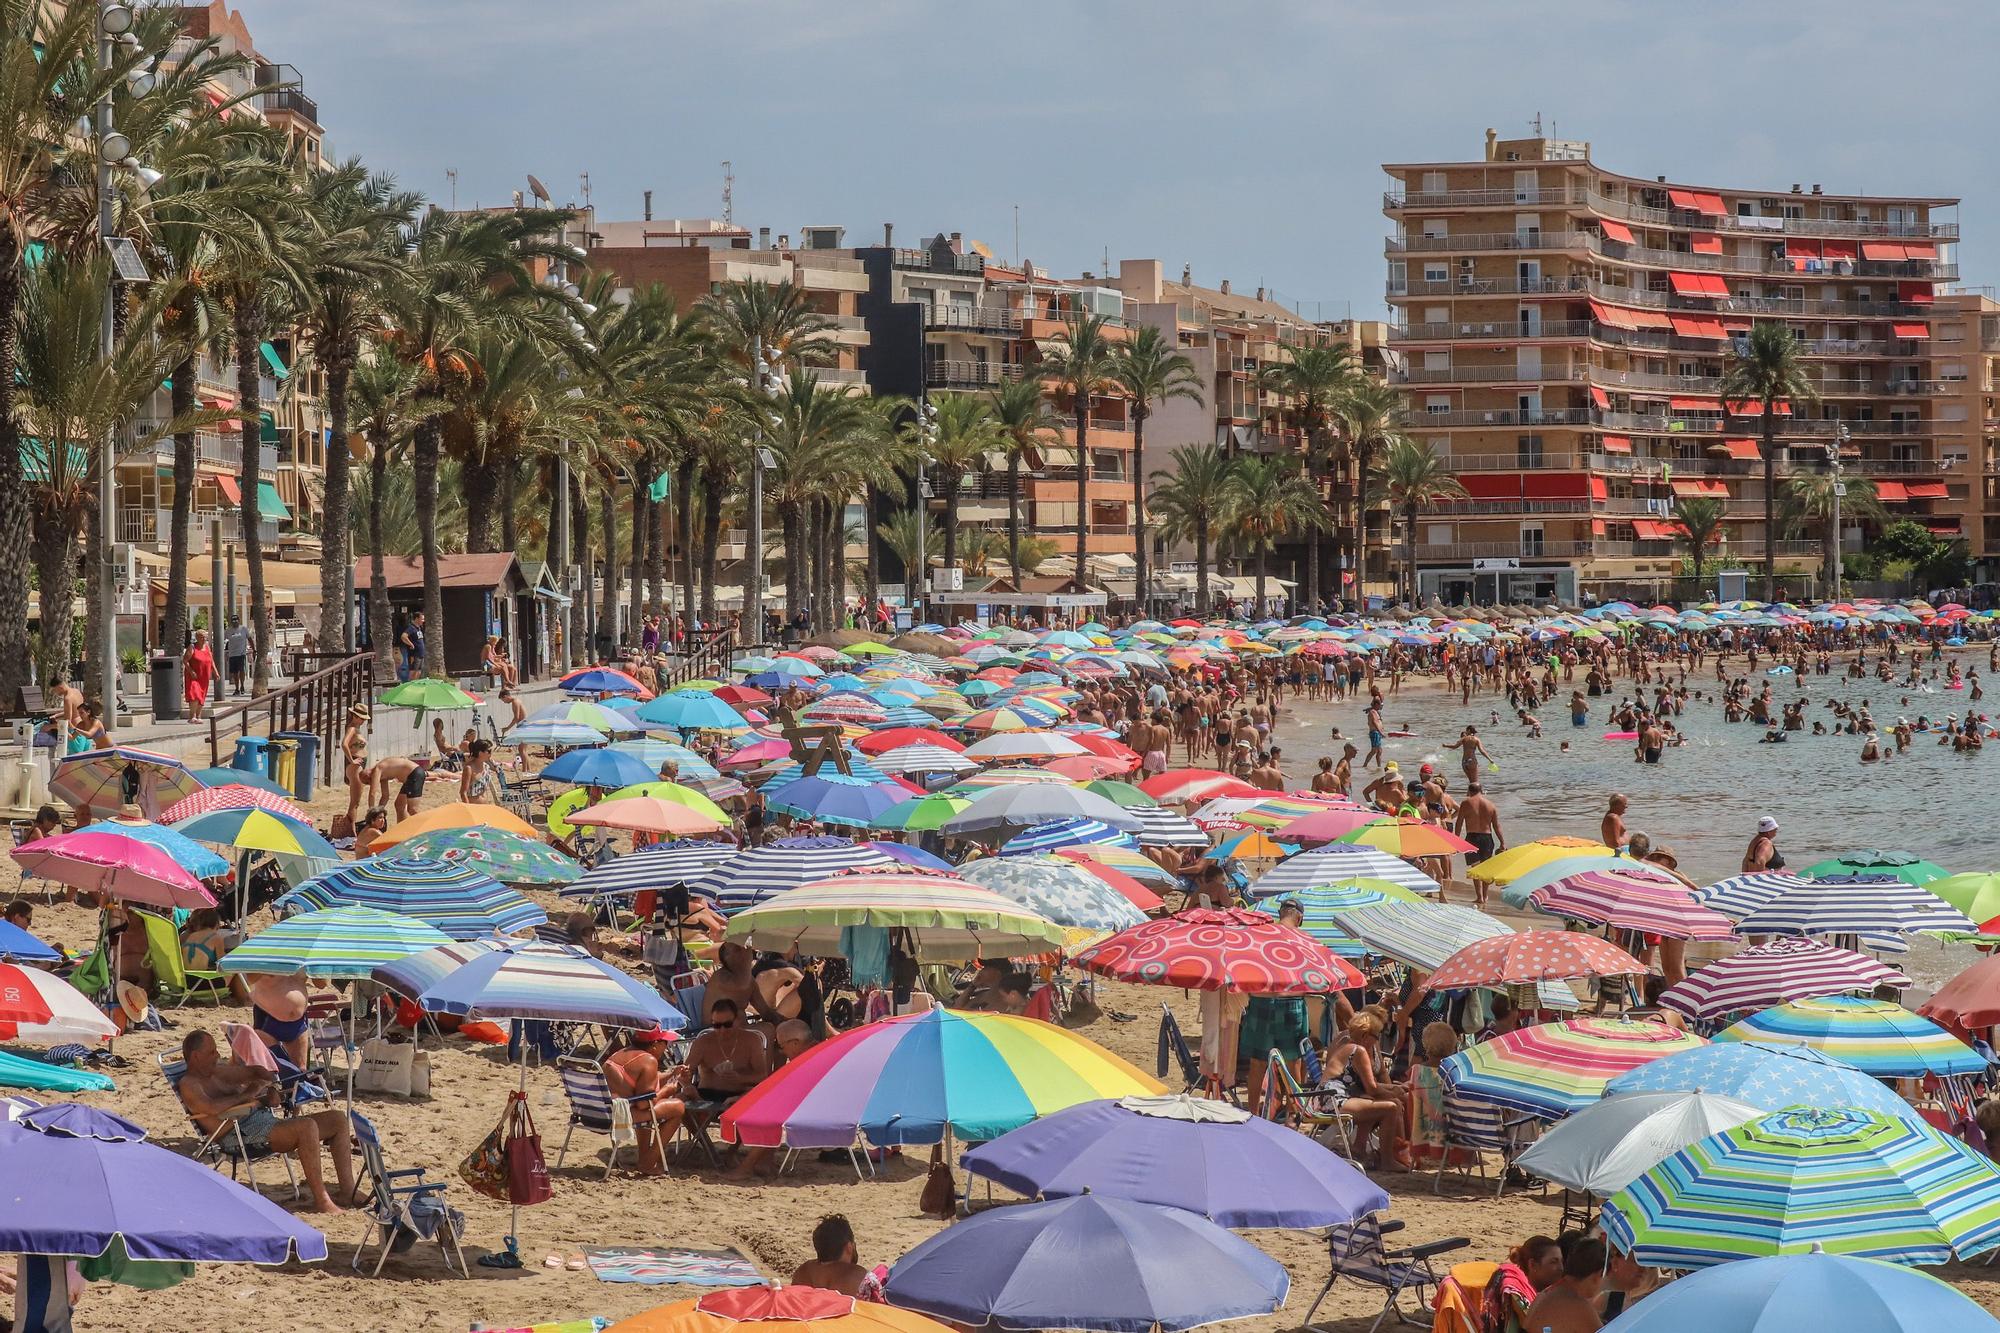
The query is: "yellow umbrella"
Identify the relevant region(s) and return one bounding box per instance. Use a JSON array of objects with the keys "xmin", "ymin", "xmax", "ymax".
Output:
[
  {"xmin": 371, "ymin": 800, "xmax": 541, "ymax": 849},
  {"xmin": 1467, "ymin": 836, "xmax": 1616, "ymax": 884}
]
